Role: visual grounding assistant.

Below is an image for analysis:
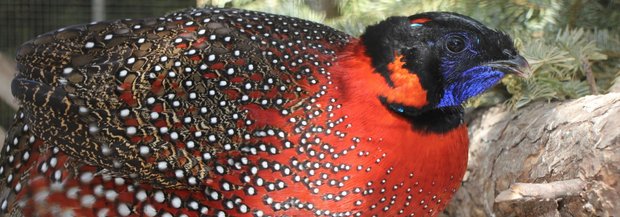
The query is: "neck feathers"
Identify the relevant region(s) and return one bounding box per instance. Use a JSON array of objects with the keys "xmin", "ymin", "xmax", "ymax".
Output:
[
  {"xmin": 331, "ymin": 41, "xmax": 464, "ymax": 133},
  {"xmin": 326, "ymin": 44, "xmax": 470, "ymax": 214}
]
